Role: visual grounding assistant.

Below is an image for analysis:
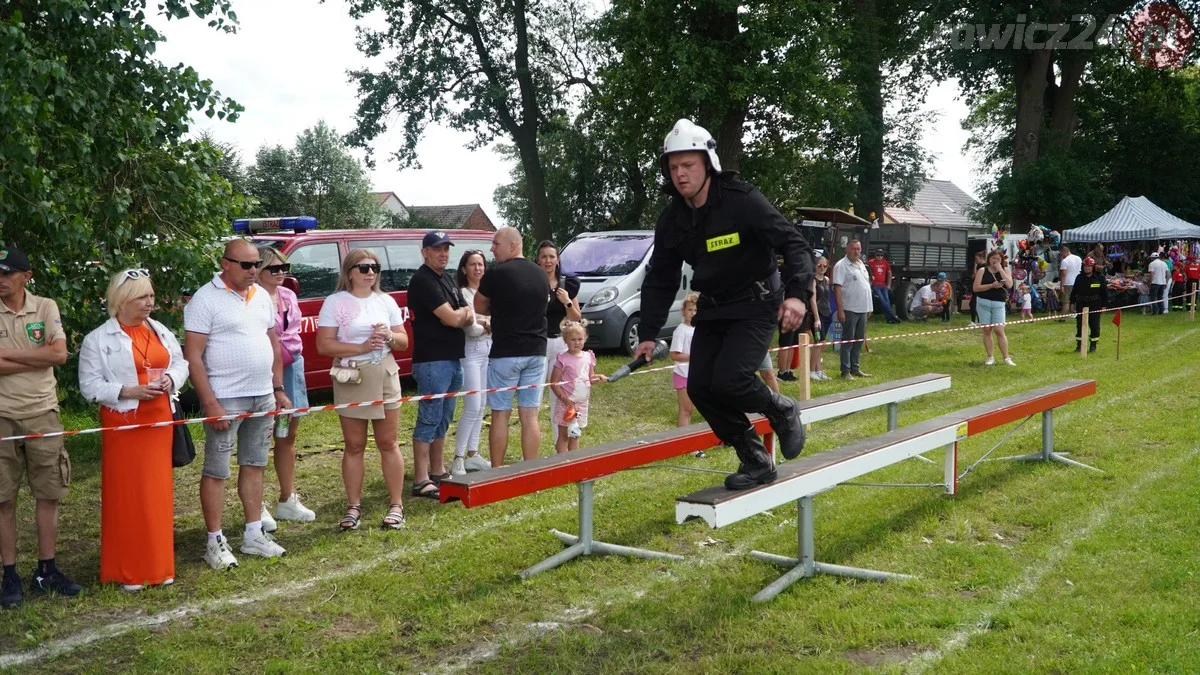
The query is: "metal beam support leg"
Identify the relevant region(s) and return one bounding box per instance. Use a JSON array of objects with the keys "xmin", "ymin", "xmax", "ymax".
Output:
[
  {"xmin": 998, "ymin": 408, "xmax": 1103, "ymax": 473},
  {"xmin": 749, "ymin": 496, "xmax": 913, "ymax": 602},
  {"xmin": 944, "ymin": 442, "xmax": 957, "ymax": 495},
  {"xmin": 520, "ymin": 480, "xmax": 684, "ymax": 579}
]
